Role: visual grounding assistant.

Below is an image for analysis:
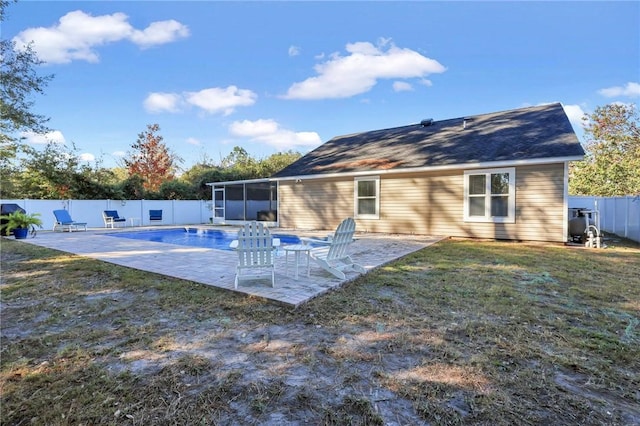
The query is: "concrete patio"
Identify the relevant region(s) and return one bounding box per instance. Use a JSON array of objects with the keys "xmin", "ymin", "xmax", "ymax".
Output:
[{"xmin": 13, "ymin": 226, "xmax": 446, "ymax": 307}]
